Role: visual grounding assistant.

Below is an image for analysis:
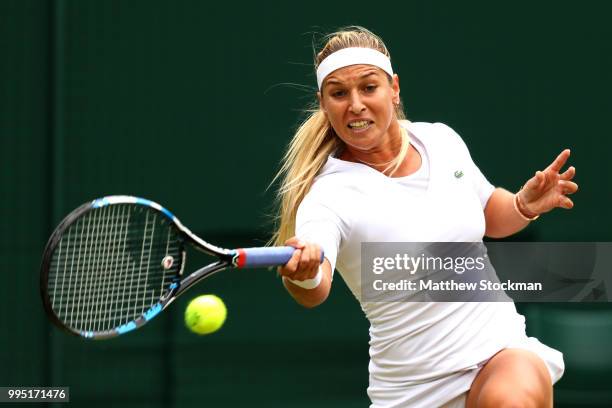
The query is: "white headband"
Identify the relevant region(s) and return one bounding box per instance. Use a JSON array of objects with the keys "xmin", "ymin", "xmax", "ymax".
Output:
[{"xmin": 316, "ymin": 47, "xmax": 394, "ymax": 90}]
